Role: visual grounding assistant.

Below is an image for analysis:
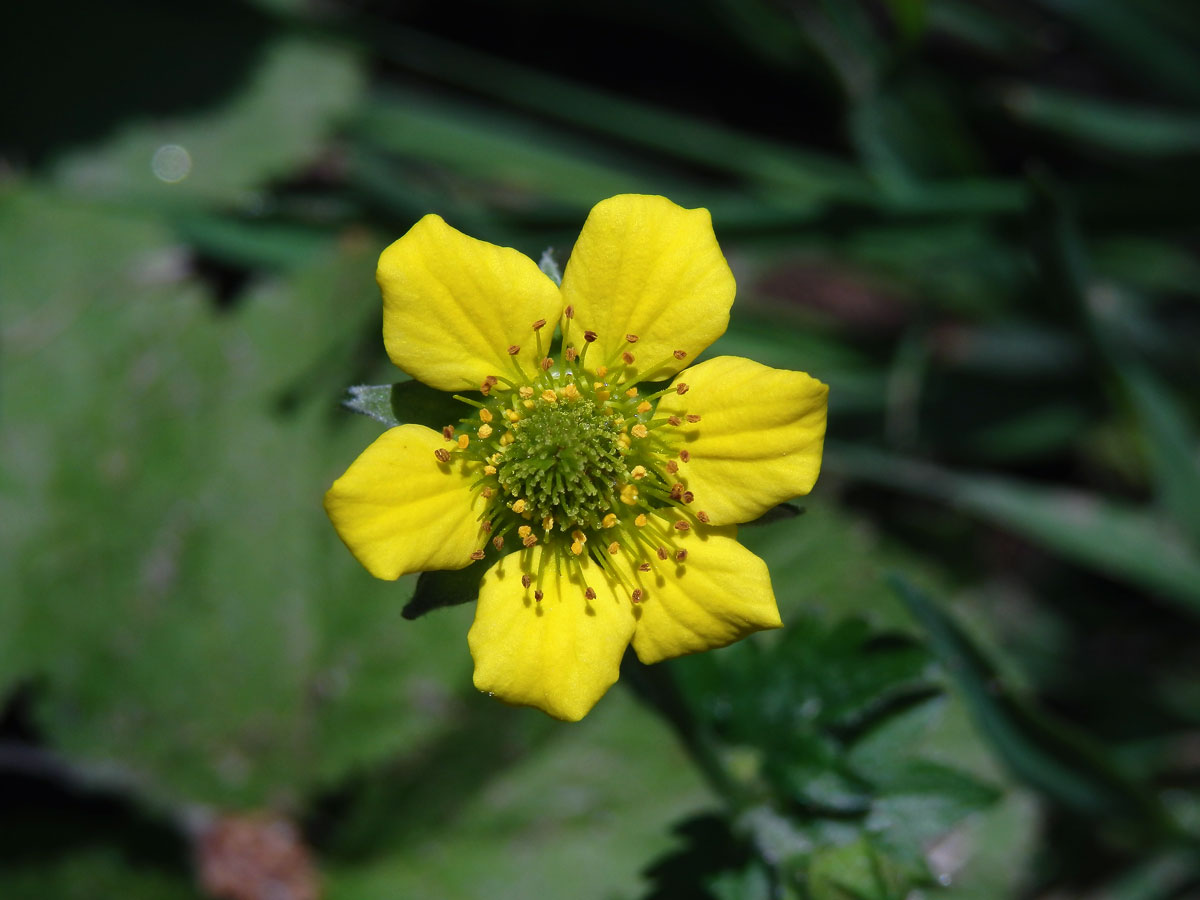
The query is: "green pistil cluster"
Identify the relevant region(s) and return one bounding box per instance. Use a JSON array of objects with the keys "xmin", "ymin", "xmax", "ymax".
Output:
[{"xmin": 433, "ymin": 318, "xmax": 705, "ymax": 602}]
